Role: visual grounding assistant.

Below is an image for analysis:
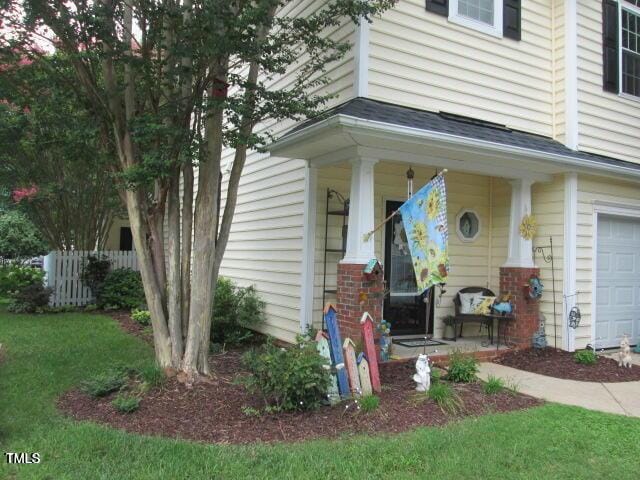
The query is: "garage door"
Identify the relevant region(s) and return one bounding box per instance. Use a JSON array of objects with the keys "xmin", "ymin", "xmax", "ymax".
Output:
[{"xmin": 596, "ymin": 215, "xmax": 640, "ymax": 348}]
